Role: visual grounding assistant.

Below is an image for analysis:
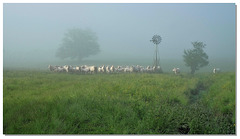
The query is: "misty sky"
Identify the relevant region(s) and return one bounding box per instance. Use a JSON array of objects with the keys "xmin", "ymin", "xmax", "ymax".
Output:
[{"xmin": 3, "ymin": 3, "xmax": 236, "ymax": 67}]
